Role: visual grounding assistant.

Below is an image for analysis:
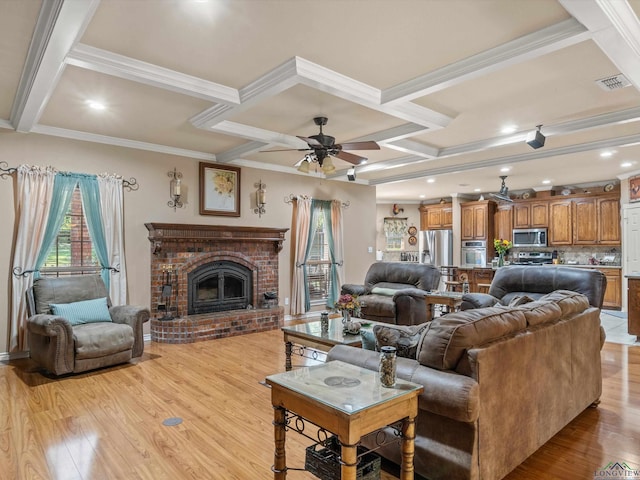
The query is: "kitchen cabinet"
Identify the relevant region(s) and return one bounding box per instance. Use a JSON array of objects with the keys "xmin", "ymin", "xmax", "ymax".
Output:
[
  {"xmin": 513, "ymin": 202, "xmax": 548, "ymax": 229},
  {"xmin": 472, "ymin": 268, "xmax": 495, "ymax": 293},
  {"xmin": 419, "ymin": 203, "xmax": 452, "ymax": 230},
  {"xmin": 573, "ymin": 196, "xmax": 621, "ymax": 245},
  {"xmin": 599, "ymin": 268, "xmax": 621, "ymax": 309},
  {"xmin": 456, "ymin": 268, "xmax": 495, "ymax": 293},
  {"xmin": 461, "ymin": 200, "xmax": 496, "ymax": 241},
  {"xmin": 627, "ymin": 277, "xmax": 640, "ymax": 335},
  {"xmin": 548, "ymin": 200, "xmax": 573, "ymax": 246},
  {"xmin": 494, "ymin": 204, "xmax": 513, "ymax": 242}
]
